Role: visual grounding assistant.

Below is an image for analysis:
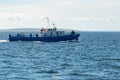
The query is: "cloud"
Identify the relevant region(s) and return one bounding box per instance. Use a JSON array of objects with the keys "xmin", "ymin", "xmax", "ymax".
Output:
[
  {"xmin": 7, "ymin": 16, "xmax": 22, "ymax": 21},
  {"xmin": 0, "ymin": 0, "xmax": 120, "ymax": 31},
  {"xmin": 106, "ymin": 16, "xmax": 120, "ymax": 23}
]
